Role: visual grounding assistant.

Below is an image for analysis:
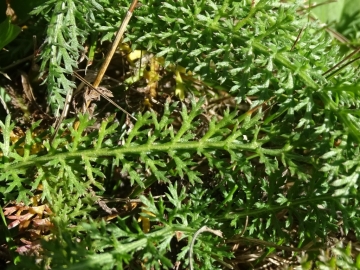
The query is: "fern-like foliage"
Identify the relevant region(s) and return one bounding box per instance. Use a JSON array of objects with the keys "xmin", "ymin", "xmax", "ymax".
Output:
[
  {"xmin": 1, "ymin": 0, "xmax": 360, "ymax": 269},
  {"xmin": 296, "ymin": 242, "xmax": 360, "ymax": 270},
  {"xmin": 127, "ymin": 0, "xmax": 360, "ymax": 147},
  {"xmin": 29, "ymin": 0, "xmax": 104, "ymax": 114}
]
